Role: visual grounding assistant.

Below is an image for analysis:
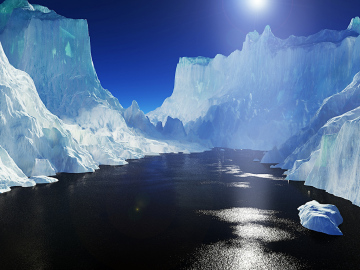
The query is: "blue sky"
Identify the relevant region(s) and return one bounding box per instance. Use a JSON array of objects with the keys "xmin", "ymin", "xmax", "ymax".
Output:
[{"xmin": 32, "ymin": 0, "xmax": 360, "ymax": 113}]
